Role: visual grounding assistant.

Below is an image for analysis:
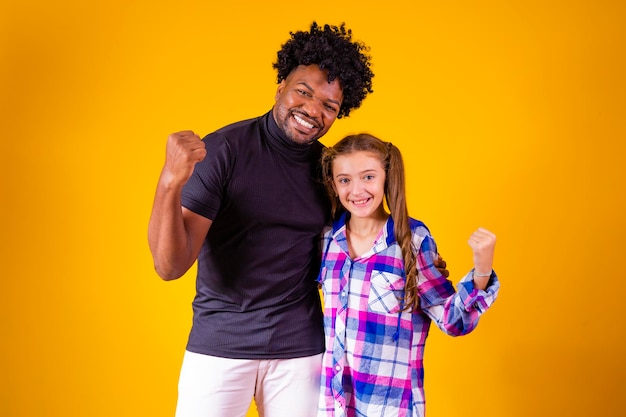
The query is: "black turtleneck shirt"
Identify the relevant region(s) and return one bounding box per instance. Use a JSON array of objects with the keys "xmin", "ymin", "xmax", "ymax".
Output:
[{"xmin": 181, "ymin": 110, "xmax": 330, "ymax": 359}]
